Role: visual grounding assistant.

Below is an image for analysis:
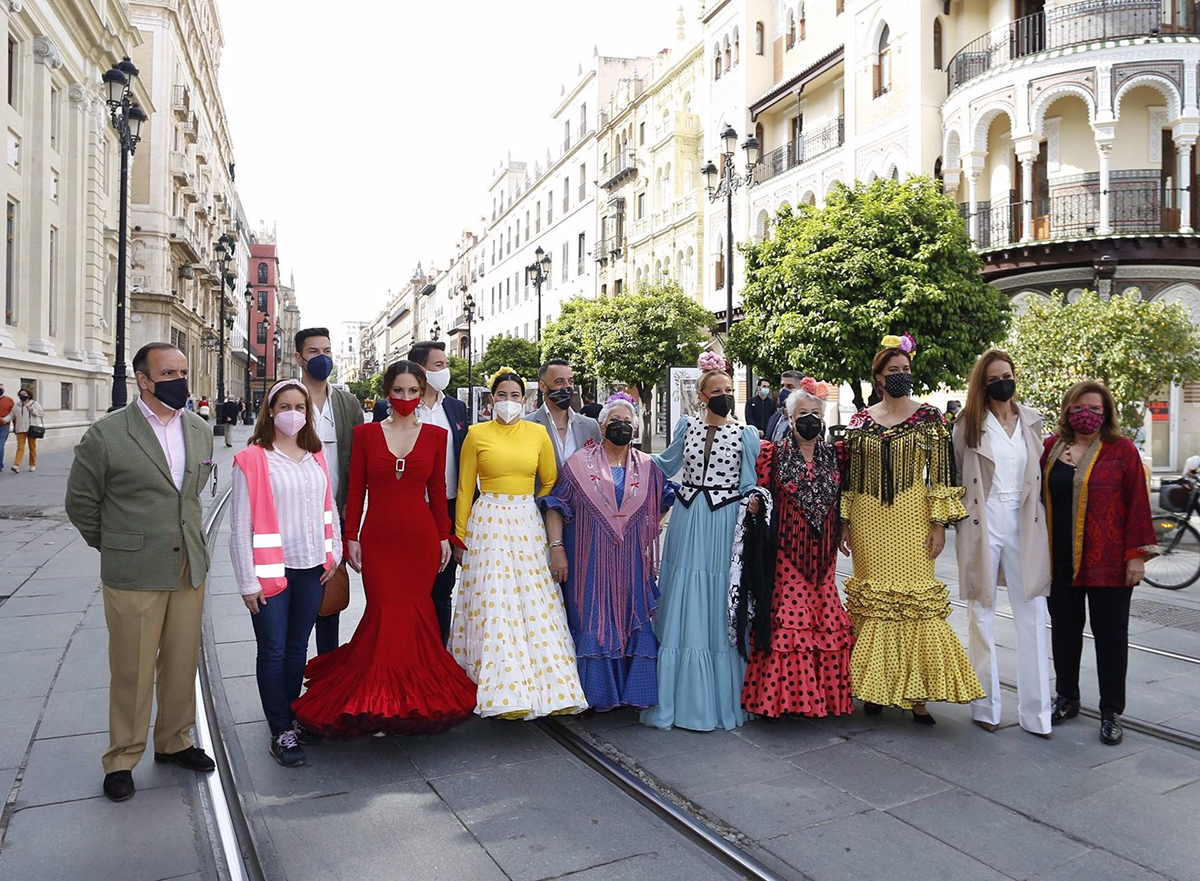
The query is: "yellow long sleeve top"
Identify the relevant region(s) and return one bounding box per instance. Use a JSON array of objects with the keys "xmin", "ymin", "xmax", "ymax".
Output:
[{"xmin": 455, "ymin": 419, "xmax": 558, "ymax": 539}]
